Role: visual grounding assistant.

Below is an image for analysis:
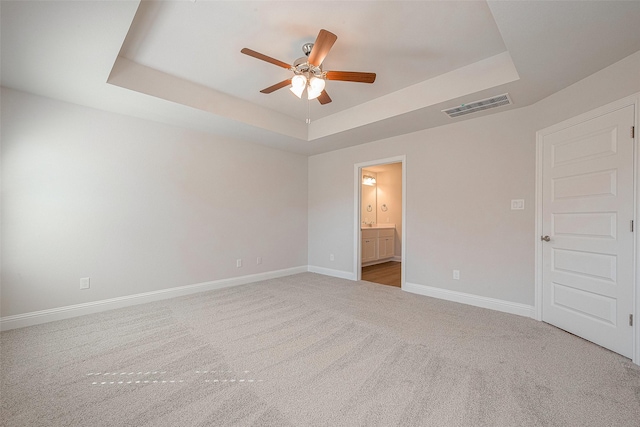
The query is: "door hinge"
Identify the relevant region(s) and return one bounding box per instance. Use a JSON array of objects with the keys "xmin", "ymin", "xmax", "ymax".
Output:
[
  {"xmin": 630, "ymin": 314, "xmax": 634, "ymax": 326},
  {"xmin": 632, "ymin": 220, "xmax": 634, "ymax": 232},
  {"xmin": 632, "ymin": 126, "xmax": 635, "ymax": 139}
]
